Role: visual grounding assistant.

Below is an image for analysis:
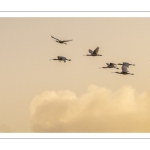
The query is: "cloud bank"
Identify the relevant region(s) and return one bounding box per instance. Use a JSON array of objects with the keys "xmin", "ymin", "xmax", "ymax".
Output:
[{"xmin": 30, "ymin": 85, "xmax": 150, "ymax": 132}]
